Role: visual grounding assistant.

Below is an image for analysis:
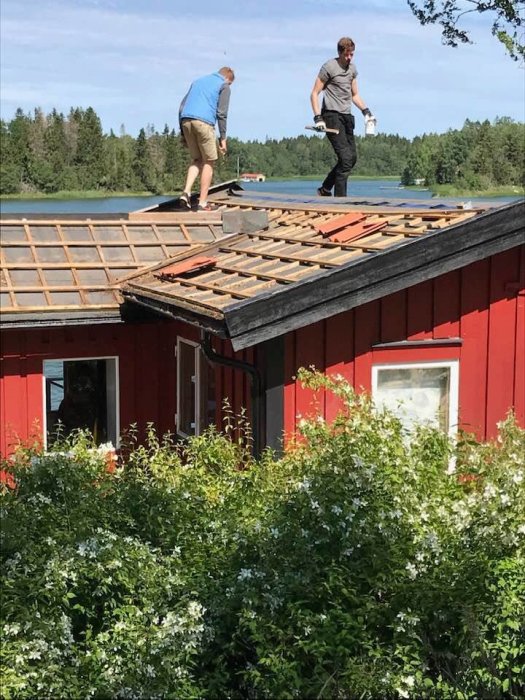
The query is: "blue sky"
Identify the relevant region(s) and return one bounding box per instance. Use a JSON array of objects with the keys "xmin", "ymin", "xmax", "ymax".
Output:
[{"xmin": 1, "ymin": 0, "xmax": 524, "ymax": 141}]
